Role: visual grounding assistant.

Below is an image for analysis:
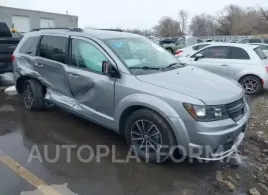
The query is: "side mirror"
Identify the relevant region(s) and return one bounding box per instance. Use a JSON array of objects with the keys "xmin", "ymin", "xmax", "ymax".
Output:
[
  {"xmin": 102, "ymin": 61, "xmax": 120, "ymax": 78},
  {"xmin": 102, "ymin": 61, "xmax": 112, "ymax": 75},
  {"xmin": 194, "ymin": 53, "xmax": 203, "ymax": 61}
]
